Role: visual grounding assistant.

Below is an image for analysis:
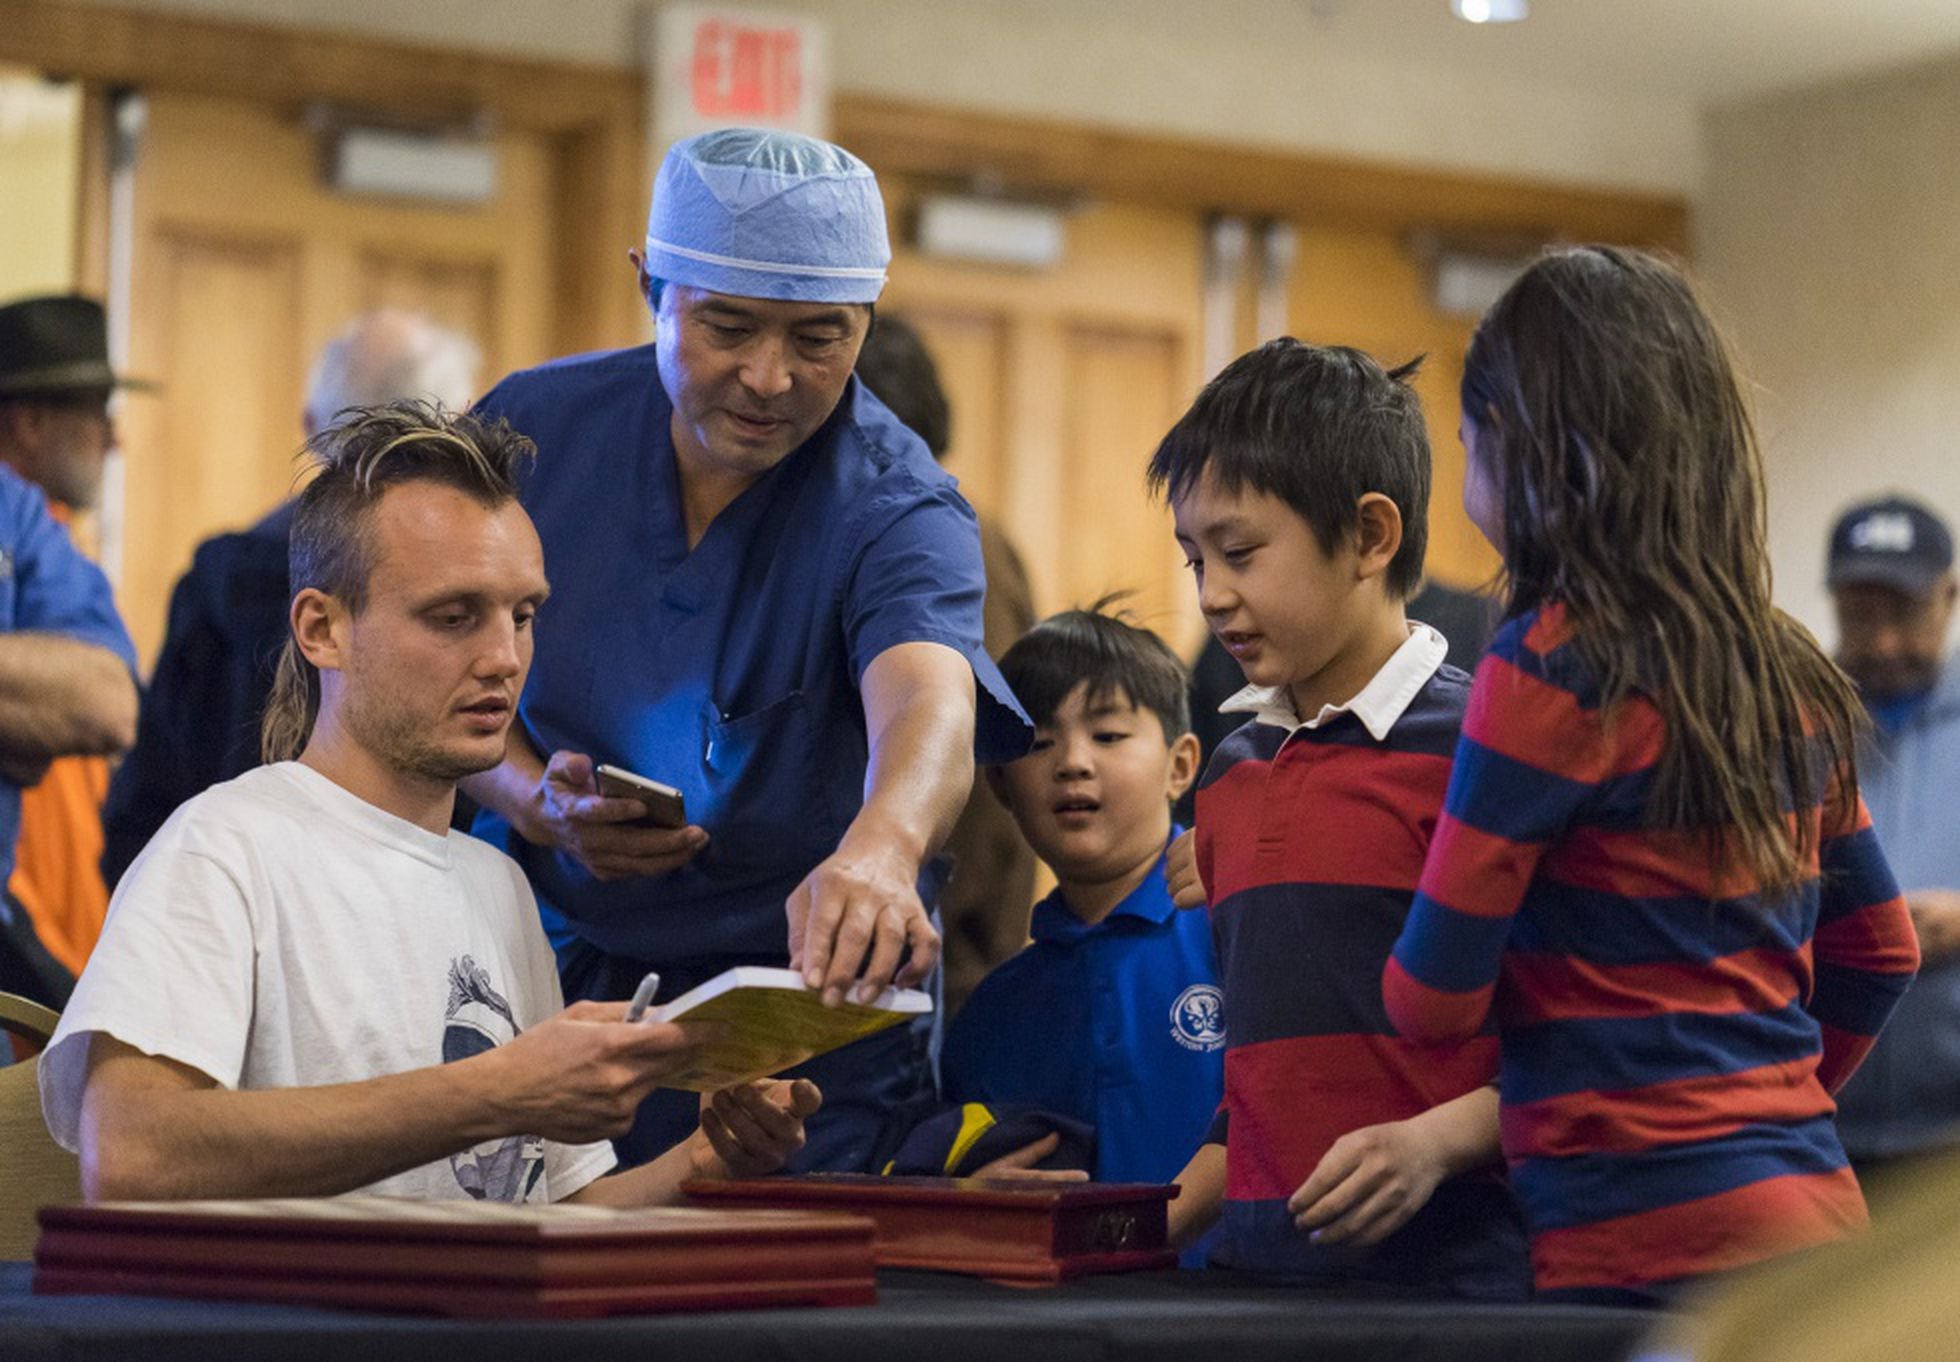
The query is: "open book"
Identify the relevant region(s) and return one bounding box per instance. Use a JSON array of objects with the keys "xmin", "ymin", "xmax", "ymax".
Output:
[{"xmin": 649, "ymin": 967, "xmax": 932, "ymax": 1092}]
